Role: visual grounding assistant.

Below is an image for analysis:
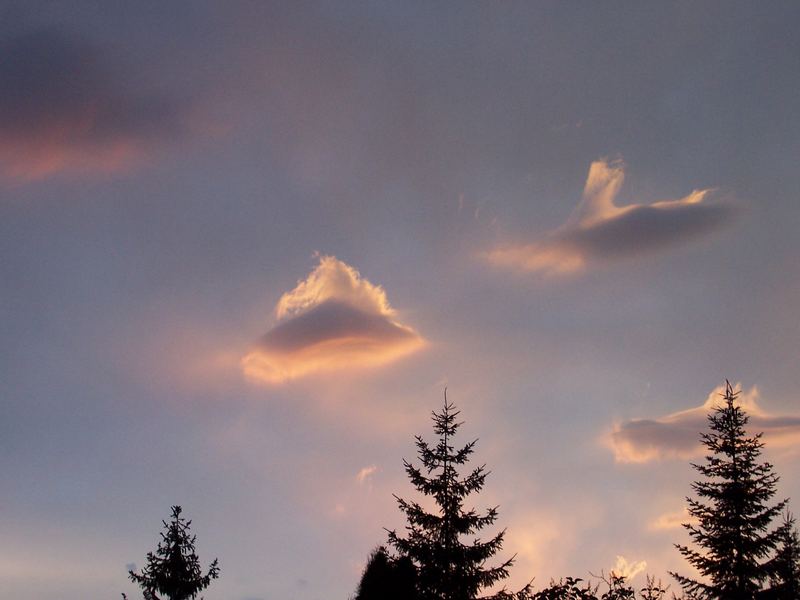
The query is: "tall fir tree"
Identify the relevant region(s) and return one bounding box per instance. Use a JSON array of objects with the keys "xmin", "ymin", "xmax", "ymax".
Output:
[
  {"xmin": 671, "ymin": 381, "xmax": 789, "ymax": 600},
  {"xmin": 386, "ymin": 394, "xmax": 524, "ymax": 600},
  {"xmin": 127, "ymin": 505, "xmax": 220, "ymax": 600}
]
